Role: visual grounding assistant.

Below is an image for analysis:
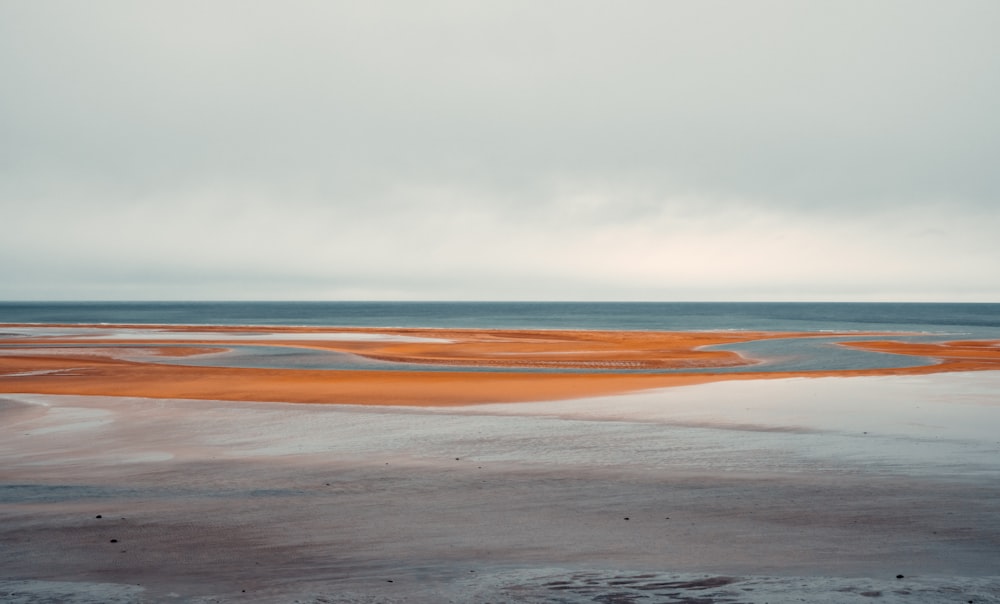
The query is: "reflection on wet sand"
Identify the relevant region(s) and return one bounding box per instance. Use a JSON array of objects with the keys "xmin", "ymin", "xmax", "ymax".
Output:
[{"xmin": 2, "ymin": 371, "xmax": 1000, "ymax": 602}]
